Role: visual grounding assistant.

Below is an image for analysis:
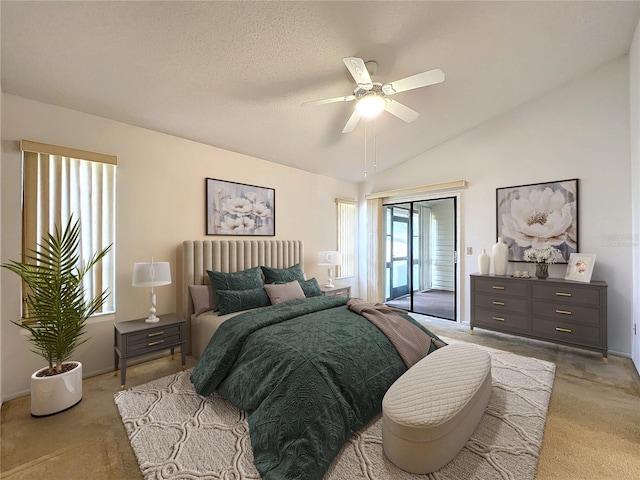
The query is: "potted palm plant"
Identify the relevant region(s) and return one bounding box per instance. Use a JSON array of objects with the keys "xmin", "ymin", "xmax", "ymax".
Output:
[{"xmin": 2, "ymin": 217, "xmax": 111, "ymax": 416}]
